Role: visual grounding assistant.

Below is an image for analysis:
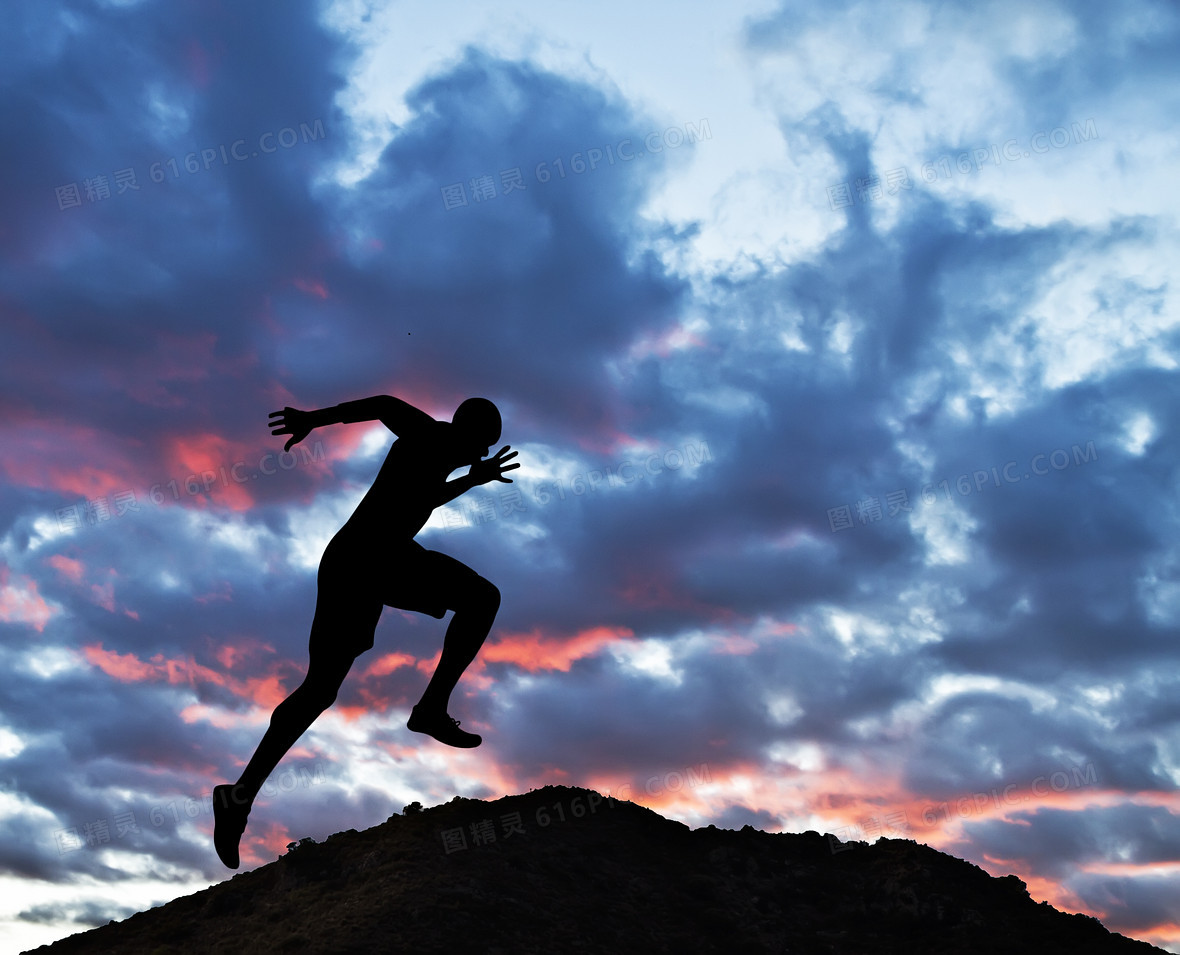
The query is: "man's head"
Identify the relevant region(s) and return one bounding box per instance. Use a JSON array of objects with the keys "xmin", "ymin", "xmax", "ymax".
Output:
[{"xmin": 451, "ymin": 397, "xmax": 502, "ymax": 460}]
